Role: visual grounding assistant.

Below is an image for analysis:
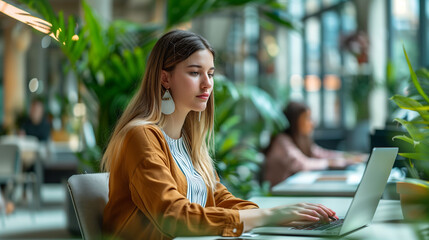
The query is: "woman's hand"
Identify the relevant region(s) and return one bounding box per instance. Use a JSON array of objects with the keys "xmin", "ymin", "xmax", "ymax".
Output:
[
  {"xmin": 239, "ymin": 203, "xmax": 338, "ymax": 232},
  {"xmin": 268, "ymin": 203, "xmax": 337, "ymax": 226}
]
